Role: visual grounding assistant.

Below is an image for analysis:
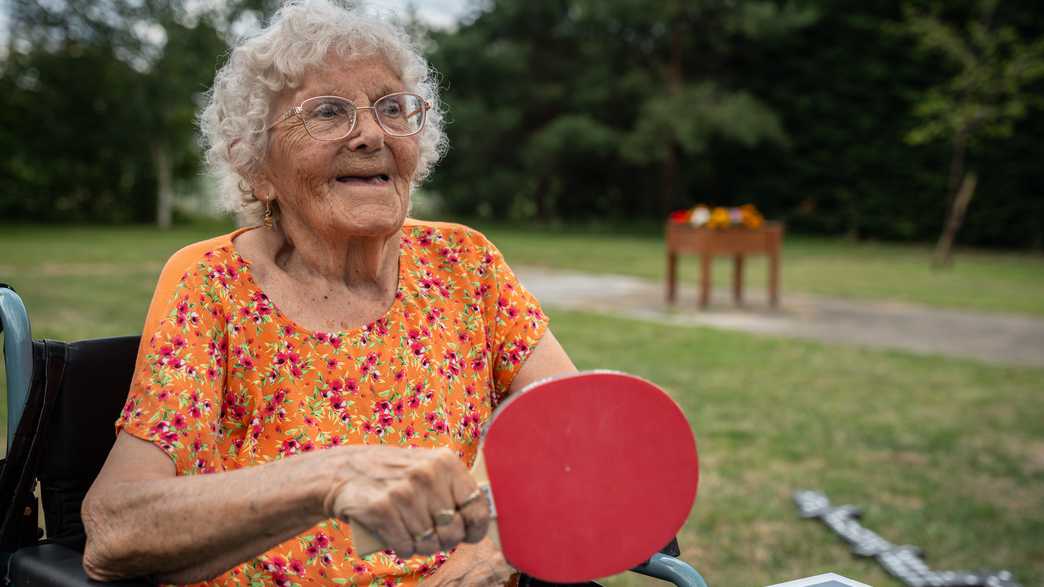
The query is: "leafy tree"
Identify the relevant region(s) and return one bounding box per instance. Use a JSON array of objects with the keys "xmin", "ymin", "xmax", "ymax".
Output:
[
  {"xmin": 2, "ymin": 0, "xmax": 247, "ymax": 226},
  {"xmin": 901, "ymin": 0, "xmax": 1044, "ymax": 265}
]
